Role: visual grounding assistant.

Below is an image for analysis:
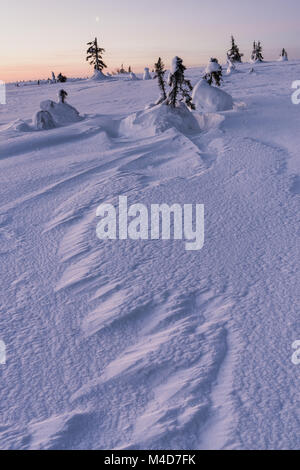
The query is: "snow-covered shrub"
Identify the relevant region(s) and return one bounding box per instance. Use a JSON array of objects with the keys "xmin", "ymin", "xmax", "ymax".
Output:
[
  {"xmin": 192, "ymin": 79, "xmax": 233, "ymax": 112},
  {"xmin": 278, "ymin": 48, "xmax": 288, "ymax": 62},
  {"xmin": 34, "ymin": 111, "xmax": 56, "ymax": 130},
  {"xmin": 57, "ymin": 73, "xmax": 67, "ymax": 83},
  {"xmin": 204, "ymin": 58, "xmax": 223, "ymax": 86},
  {"xmin": 59, "ymin": 89, "xmax": 68, "ymax": 103},
  {"xmin": 143, "ymin": 68, "xmax": 152, "ymax": 80},
  {"xmin": 251, "ymin": 41, "xmax": 264, "ymax": 63}
]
